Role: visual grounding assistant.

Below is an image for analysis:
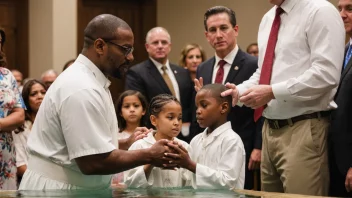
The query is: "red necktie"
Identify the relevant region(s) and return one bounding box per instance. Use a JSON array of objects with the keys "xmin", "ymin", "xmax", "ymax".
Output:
[
  {"xmin": 215, "ymin": 60, "xmax": 227, "ymax": 84},
  {"xmin": 254, "ymin": 7, "xmax": 284, "ymax": 122}
]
